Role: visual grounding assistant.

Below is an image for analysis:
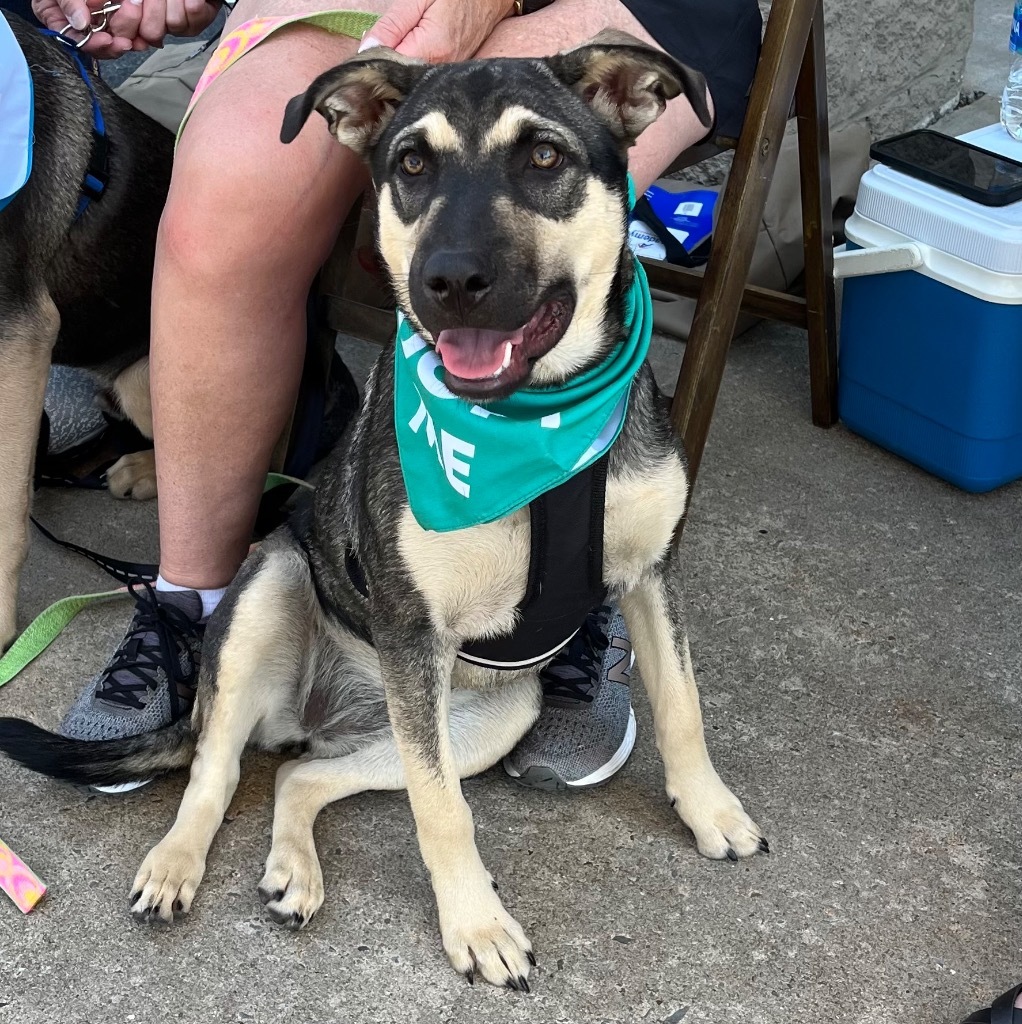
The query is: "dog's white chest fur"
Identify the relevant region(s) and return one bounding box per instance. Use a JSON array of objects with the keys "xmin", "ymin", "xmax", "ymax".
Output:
[{"xmin": 398, "ymin": 504, "xmax": 532, "ymax": 642}]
